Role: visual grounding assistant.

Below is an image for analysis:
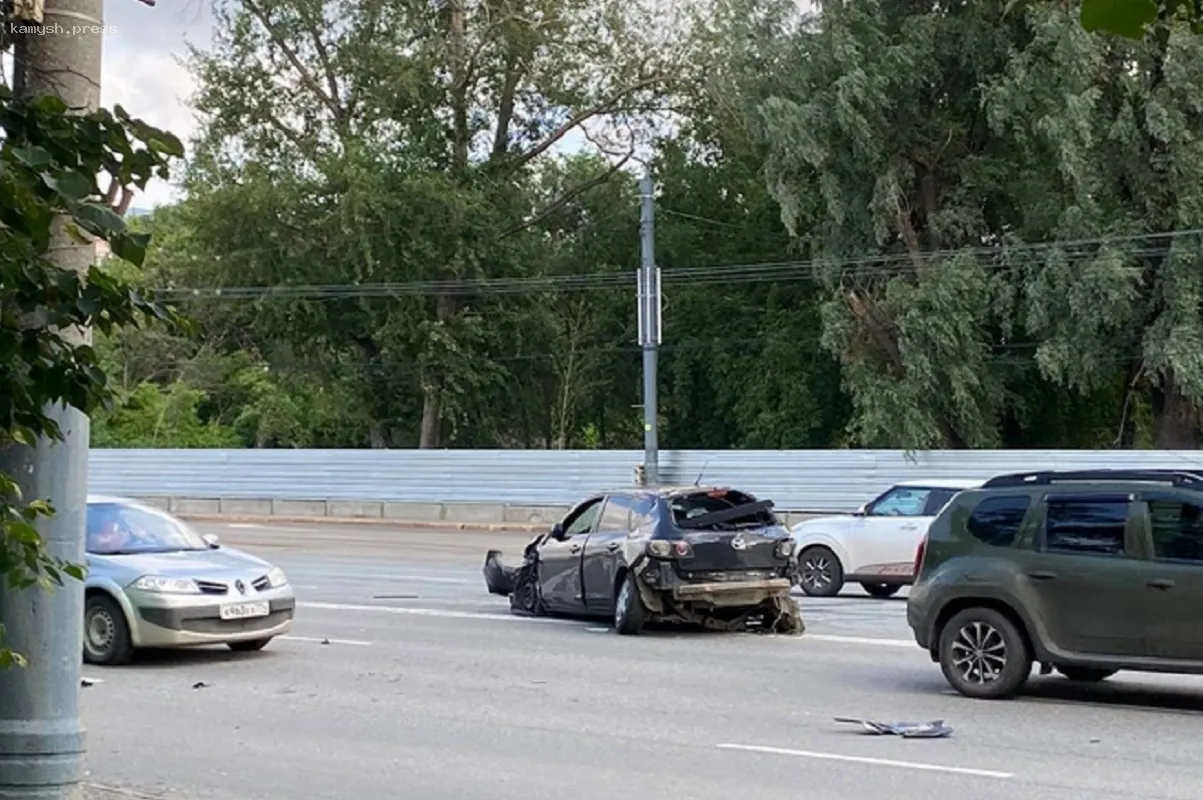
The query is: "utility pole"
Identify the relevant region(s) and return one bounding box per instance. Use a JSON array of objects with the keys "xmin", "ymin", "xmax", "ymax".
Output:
[
  {"xmin": 636, "ymin": 173, "xmax": 661, "ymax": 485},
  {"xmin": 0, "ymin": 1, "xmax": 103, "ymax": 797}
]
